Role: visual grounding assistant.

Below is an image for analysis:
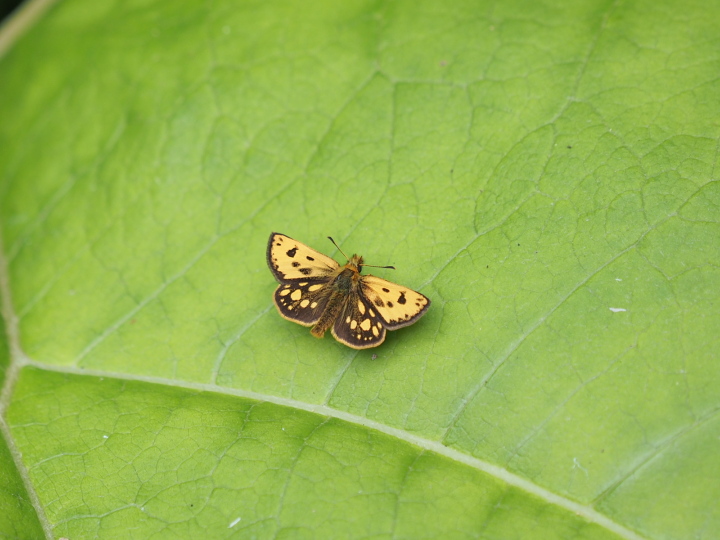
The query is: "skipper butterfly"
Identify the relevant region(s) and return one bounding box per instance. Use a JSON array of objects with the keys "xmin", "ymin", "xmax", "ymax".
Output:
[{"xmin": 266, "ymin": 233, "xmax": 430, "ymax": 349}]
